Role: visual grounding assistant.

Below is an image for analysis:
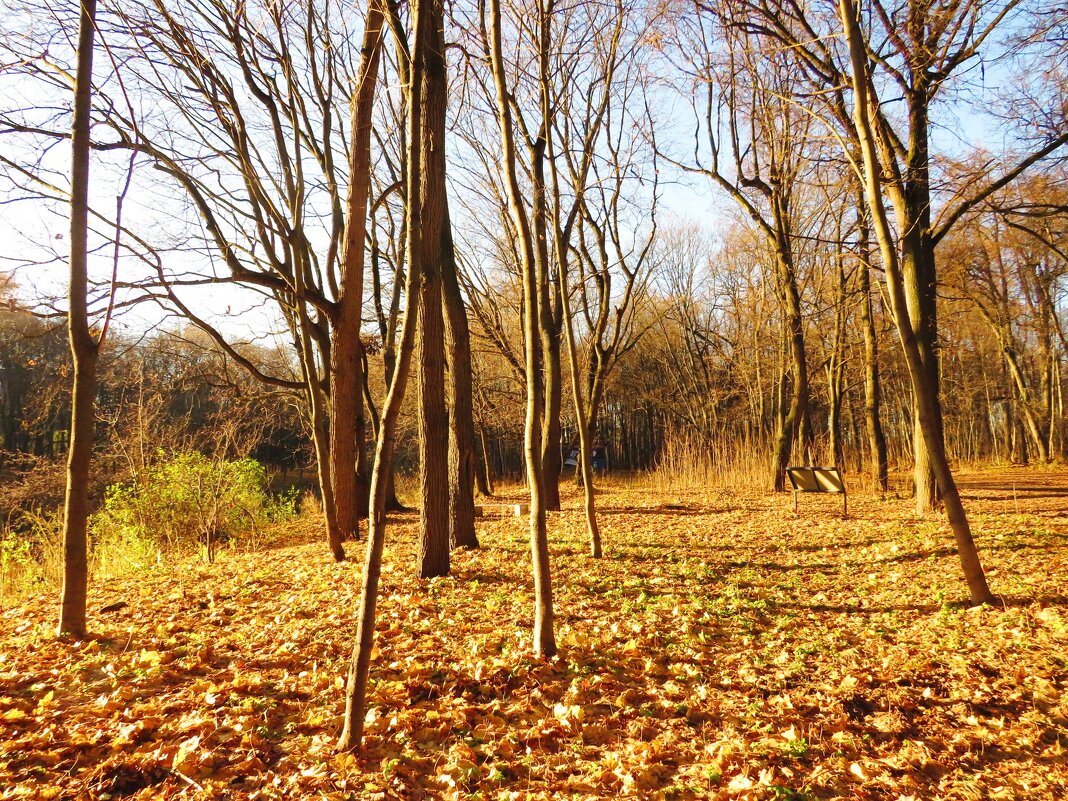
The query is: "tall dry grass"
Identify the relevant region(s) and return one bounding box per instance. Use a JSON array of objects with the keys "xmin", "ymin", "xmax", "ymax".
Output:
[{"xmin": 641, "ymin": 429, "xmax": 772, "ymax": 495}]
